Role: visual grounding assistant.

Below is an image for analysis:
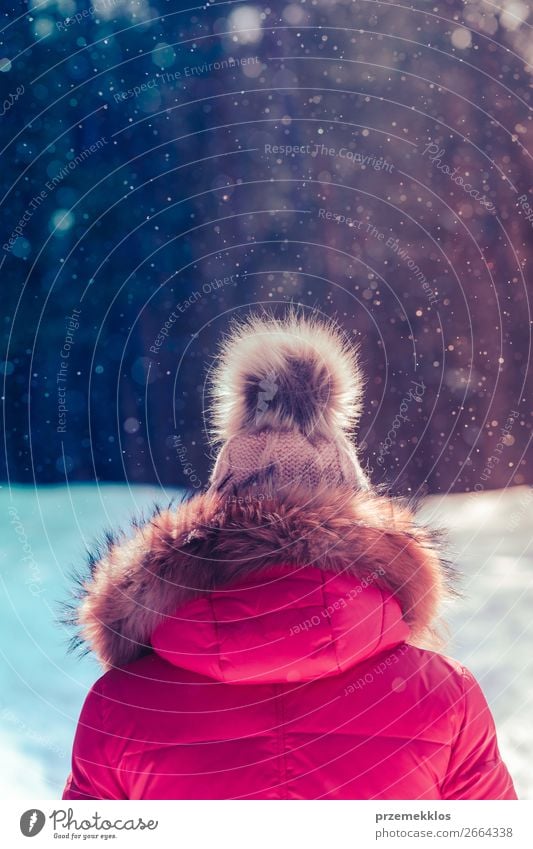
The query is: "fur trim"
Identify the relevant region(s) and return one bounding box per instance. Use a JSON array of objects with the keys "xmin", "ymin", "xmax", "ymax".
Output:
[
  {"xmin": 65, "ymin": 486, "xmax": 454, "ymax": 670},
  {"xmin": 208, "ymin": 311, "xmax": 363, "ymax": 442}
]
